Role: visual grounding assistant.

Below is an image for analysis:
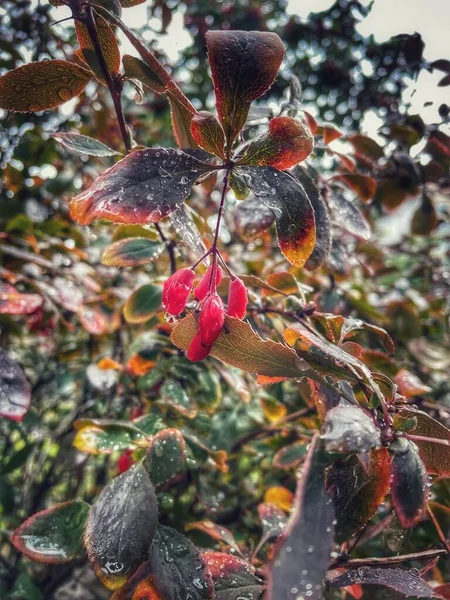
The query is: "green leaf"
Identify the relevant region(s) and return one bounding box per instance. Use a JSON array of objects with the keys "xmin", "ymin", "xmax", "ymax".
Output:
[
  {"xmin": 146, "ymin": 428, "xmax": 187, "ymax": 486},
  {"xmin": 266, "ymin": 435, "xmax": 335, "ymax": 600},
  {"xmin": 243, "ymin": 167, "xmax": 316, "ymax": 268},
  {"xmin": 122, "ymin": 54, "xmax": 166, "ymax": 93},
  {"xmin": 171, "ymin": 314, "xmax": 307, "ymax": 379},
  {"xmin": 203, "ymin": 551, "xmax": 264, "ymax": 600},
  {"xmin": 206, "ymin": 30, "xmax": 284, "ymax": 145},
  {"xmin": 190, "ymin": 111, "xmax": 226, "ymax": 158},
  {"xmin": 12, "ymin": 500, "xmax": 90, "ymax": 564},
  {"xmin": 102, "ymin": 237, "xmax": 164, "ymax": 267},
  {"xmin": 70, "ymin": 148, "xmax": 213, "ymax": 225},
  {"xmin": 124, "ymin": 284, "xmax": 162, "ymax": 324},
  {"xmin": 0, "ymin": 60, "xmax": 92, "ymax": 112},
  {"xmin": 160, "ymin": 378, "xmax": 198, "ymax": 418},
  {"xmin": 273, "ymin": 442, "xmax": 308, "ymax": 470},
  {"xmin": 85, "ymin": 463, "xmax": 158, "ymax": 590},
  {"xmin": 10, "ymin": 573, "xmax": 43, "ymax": 600},
  {"xmin": 147, "ymin": 525, "xmax": 214, "ymax": 599},
  {"xmin": 0, "ymin": 349, "xmax": 31, "ymax": 422},
  {"xmin": 52, "ymin": 132, "xmax": 121, "ymax": 157},
  {"xmin": 73, "ymin": 420, "xmax": 147, "ymax": 455}
]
